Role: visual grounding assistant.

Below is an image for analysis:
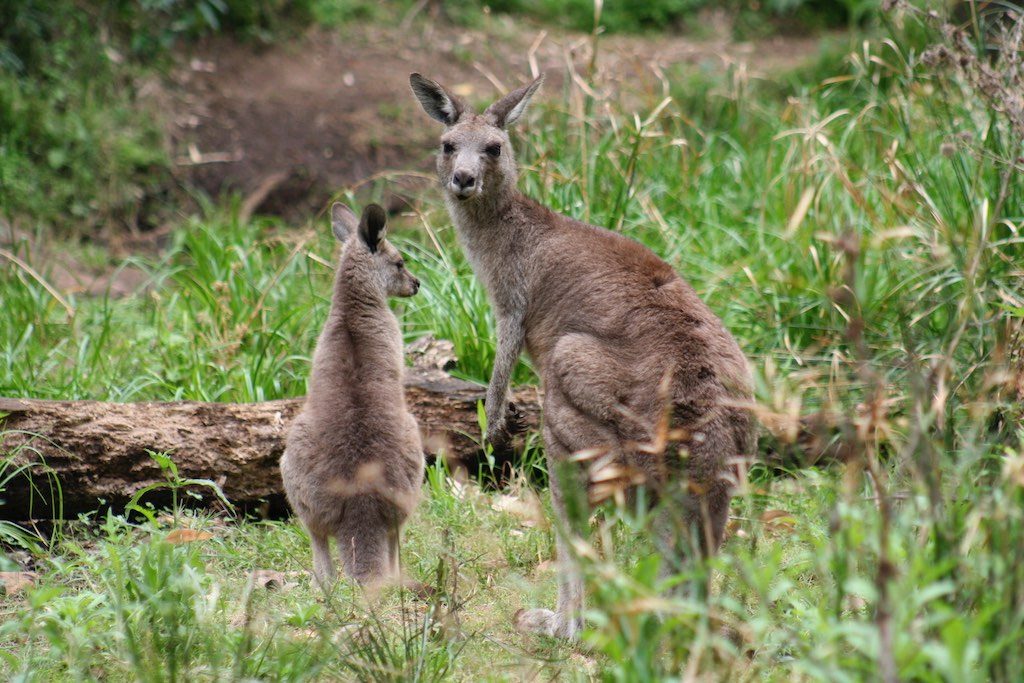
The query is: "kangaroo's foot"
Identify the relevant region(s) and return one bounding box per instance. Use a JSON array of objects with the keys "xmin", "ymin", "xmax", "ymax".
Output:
[
  {"xmin": 514, "ymin": 607, "xmax": 582, "ymax": 639},
  {"xmin": 515, "ymin": 607, "xmax": 556, "ymax": 636}
]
